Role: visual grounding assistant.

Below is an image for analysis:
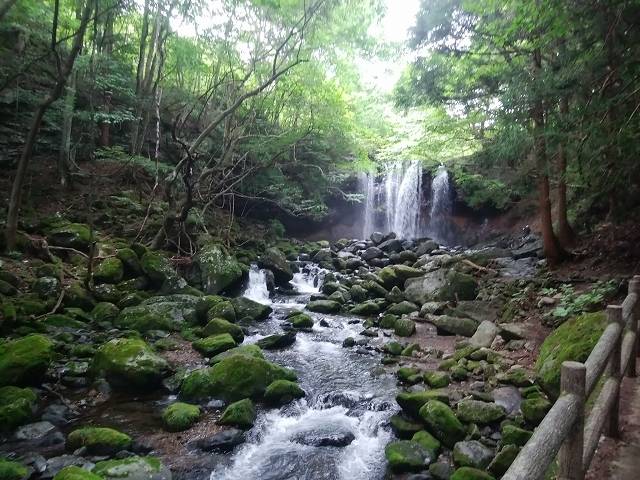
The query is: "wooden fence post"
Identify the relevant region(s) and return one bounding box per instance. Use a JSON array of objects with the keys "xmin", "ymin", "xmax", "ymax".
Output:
[
  {"xmin": 558, "ymin": 361, "xmax": 586, "ymax": 480},
  {"xmin": 607, "ymin": 305, "xmax": 623, "ymax": 438},
  {"xmin": 630, "ymin": 276, "xmax": 640, "ymax": 371}
]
